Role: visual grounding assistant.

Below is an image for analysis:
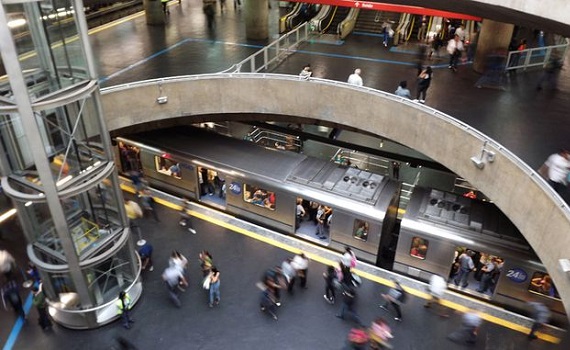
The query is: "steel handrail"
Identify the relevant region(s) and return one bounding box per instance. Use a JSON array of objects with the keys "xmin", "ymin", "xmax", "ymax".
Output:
[{"xmin": 505, "ymin": 40, "xmax": 569, "ymax": 71}]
